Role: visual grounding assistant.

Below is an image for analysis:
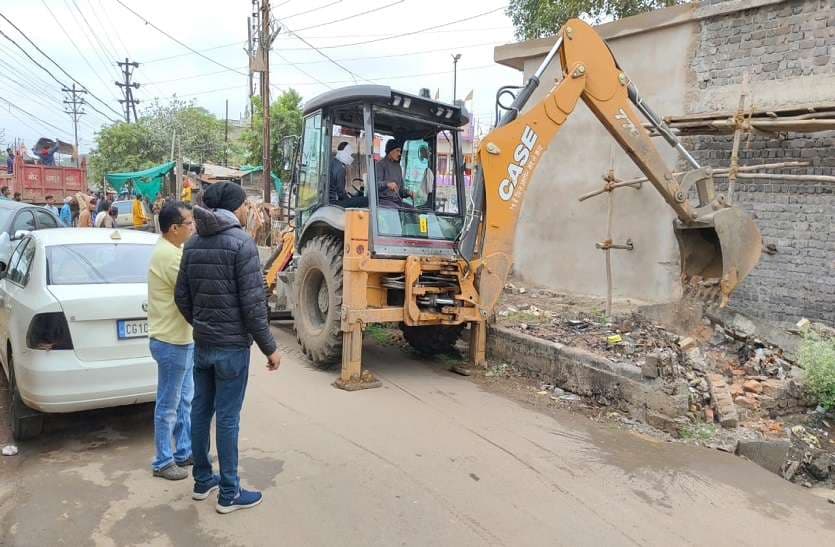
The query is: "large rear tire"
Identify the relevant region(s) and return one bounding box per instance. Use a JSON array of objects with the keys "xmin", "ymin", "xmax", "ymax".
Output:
[
  {"xmin": 8, "ymin": 352, "xmax": 44, "ymax": 441},
  {"xmin": 401, "ymin": 324, "xmax": 465, "ymax": 356},
  {"xmin": 294, "ymin": 235, "xmax": 343, "ymax": 368}
]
